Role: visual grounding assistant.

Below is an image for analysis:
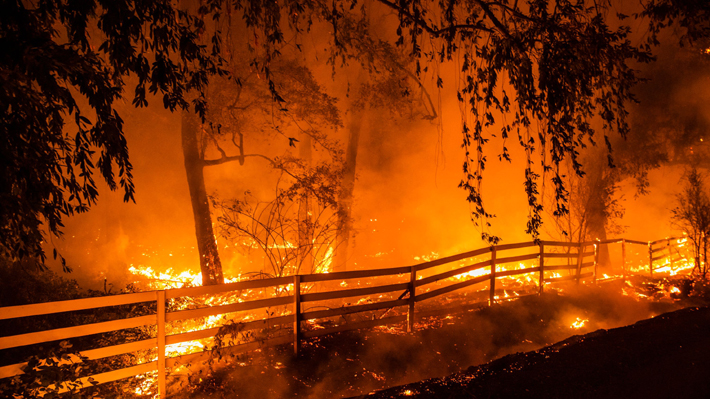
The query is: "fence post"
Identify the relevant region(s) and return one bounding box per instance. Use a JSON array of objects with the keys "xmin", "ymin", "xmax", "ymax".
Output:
[
  {"xmin": 668, "ymin": 239, "xmax": 674, "ymax": 270},
  {"xmin": 489, "ymin": 247, "xmax": 497, "ymax": 306},
  {"xmin": 407, "ymin": 267, "xmax": 416, "ymax": 332},
  {"xmin": 538, "ymin": 243, "xmax": 545, "ymax": 295},
  {"xmin": 157, "ymin": 290, "xmax": 166, "ymax": 398},
  {"xmin": 594, "ymin": 240, "xmax": 600, "ymax": 285},
  {"xmin": 648, "ymin": 242, "xmax": 653, "ymax": 278},
  {"xmin": 576, "ymin": 242, "xmax": 583, "ymax": 284},
  {"xmin": 293, "ymin": 275, "xmax": 301, "ymax": 356},
  {"xmin": 621, "ymin": 239, "xmax": 626, "ymax": 280}
]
